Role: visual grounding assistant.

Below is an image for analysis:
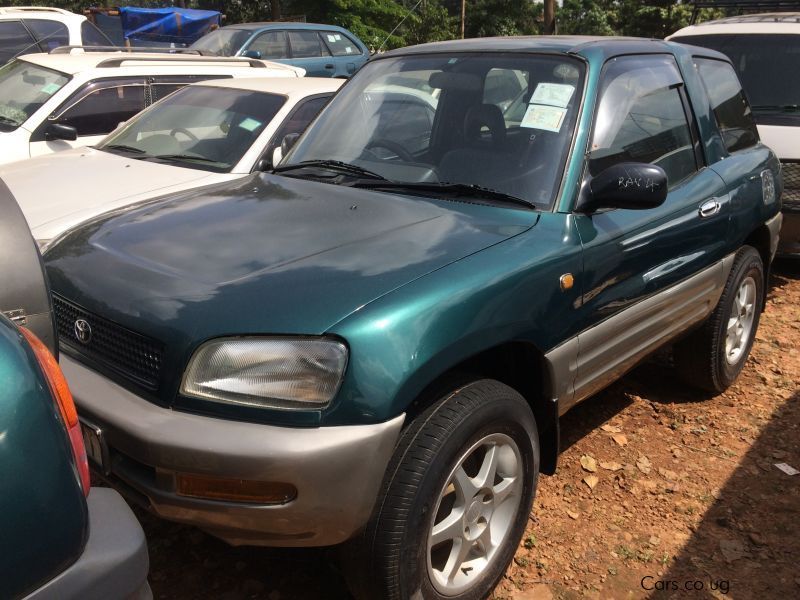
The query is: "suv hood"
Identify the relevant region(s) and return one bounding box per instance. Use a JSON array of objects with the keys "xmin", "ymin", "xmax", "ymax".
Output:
[
  {"xmin": 46, "ymin": 173, "xmax": 536, "ymax": 394},
  {"xmin": 0, "ymin": 147, "xmax": 225, "ymax": 241}
]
